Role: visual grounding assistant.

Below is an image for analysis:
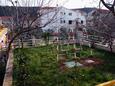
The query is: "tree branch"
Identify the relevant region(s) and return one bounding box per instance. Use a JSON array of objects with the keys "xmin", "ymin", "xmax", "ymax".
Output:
[{"xmin": 100, "ymin": 0, "xmax": 115, "ymax": 16}]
